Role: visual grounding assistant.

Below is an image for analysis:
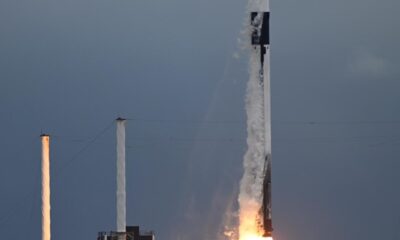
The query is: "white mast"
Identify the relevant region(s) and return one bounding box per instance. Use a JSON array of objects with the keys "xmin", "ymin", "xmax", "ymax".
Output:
[
  {"xmin": 116, "ymin": 118, "xmax": 126, "ymax": 234},
  {"xmin": 41, "ymin": 134, "xmax": 51, "ymax": 240}
]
